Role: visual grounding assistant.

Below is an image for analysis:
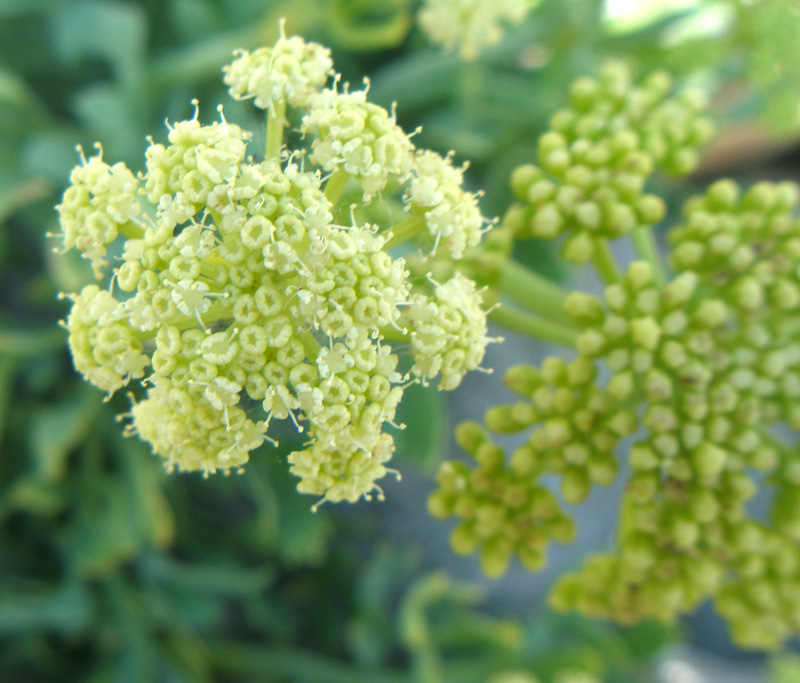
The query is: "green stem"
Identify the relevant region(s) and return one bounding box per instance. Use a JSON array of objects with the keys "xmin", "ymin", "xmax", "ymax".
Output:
[
  {"xmin": 378, "ymin": 325, "xmax": 411, "ymax": 343},
  {"xmin": 265, "ymin": 103, "xmax": 286, "ymax": 160},
  {"xmin": 617, "ymin": 494, "xmax": 636, "ymax": 542},
  {"xmin": 205, "ymin": 642, "xmax": 408, "ymax": 683},
  {"xmin": 324, "ymin": 171, "xmax": 350, "ymax": 206},
  {"xmin": 297, "ymin": 330, "xmax": 322, "ymax": 359},
  {"xmin": 118, "ymin": 222, "xmax": 146, "ymax": 240},
  {"xmin": 630, "ymin": 227, "xmax": 667, "ymax": 287},
  {"xmin": 498, "ymin": 260, "xmax": 574, "ymax": 325},
  {"xmin": 384, "ymin": 215, "xmax": 426, "ymax": 250},
  {"xmin": 591, "ymin": 237, "xmax": 622, "ymax": 284},
  {"xmin": 488, "ymin": 306, "xmax": 578, "ymax": 347}
]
